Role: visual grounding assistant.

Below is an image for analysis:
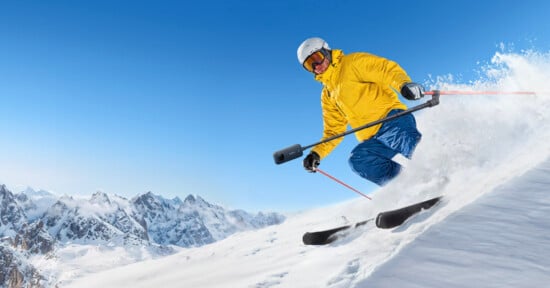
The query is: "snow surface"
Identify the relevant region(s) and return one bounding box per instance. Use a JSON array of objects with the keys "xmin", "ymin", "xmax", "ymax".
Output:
[
  {"xmin": 360, "ymin": 159, "xmax": 550, "ymax": 288},
  {"xmin": 61, "ymin": 50, "xmax": 550, "ymax": 287}
]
